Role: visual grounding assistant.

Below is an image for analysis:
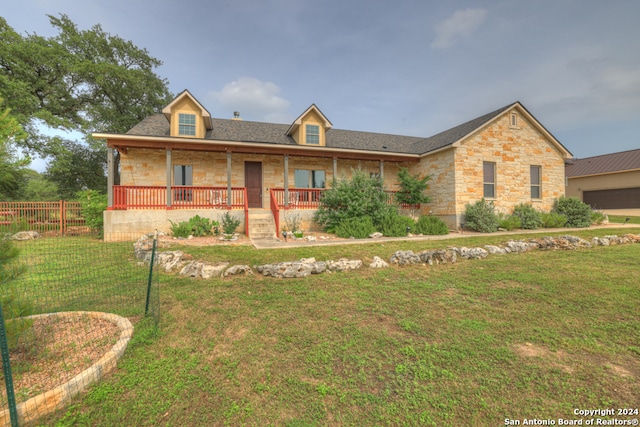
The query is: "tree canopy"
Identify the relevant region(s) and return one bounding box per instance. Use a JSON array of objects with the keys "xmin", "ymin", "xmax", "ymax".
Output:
[
  {"xmin": 0, "ymin": 14, "xmax": 173, "ymax": 198},
  {"xmin": 0, "ymin": 98, "xmax": 28, "ymax": 200}
]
